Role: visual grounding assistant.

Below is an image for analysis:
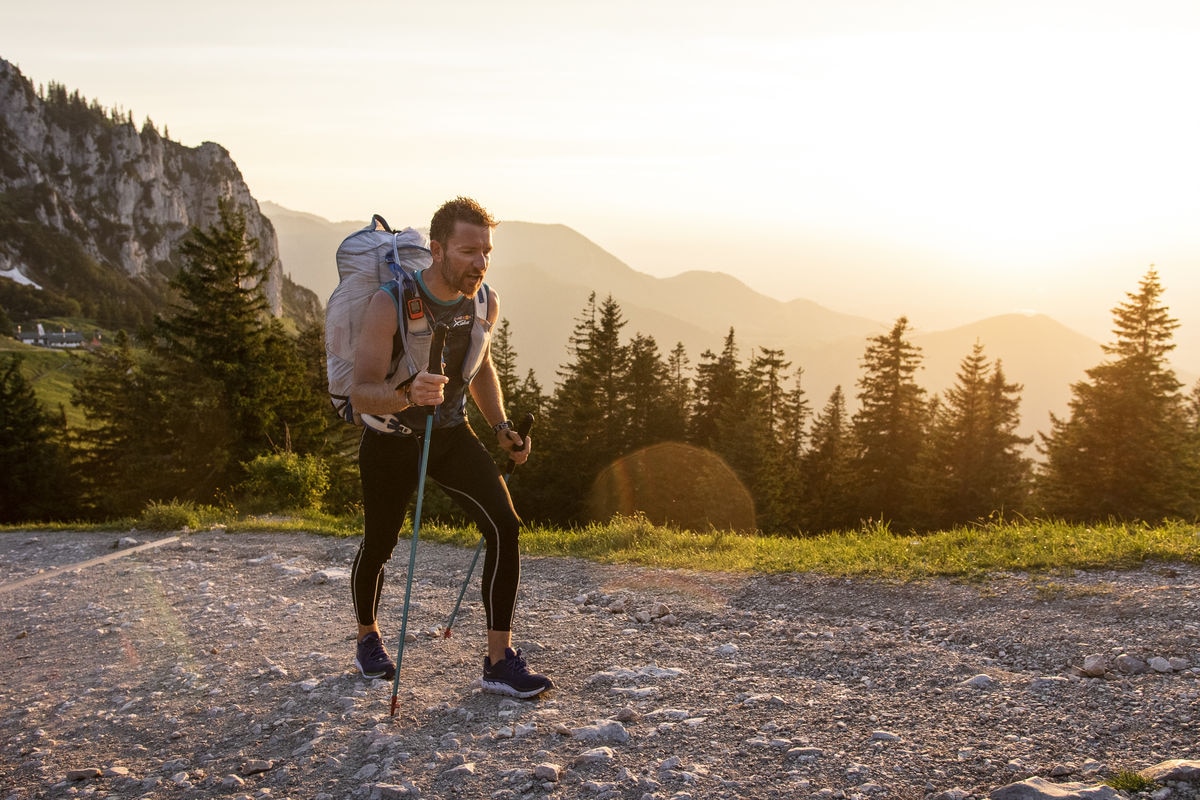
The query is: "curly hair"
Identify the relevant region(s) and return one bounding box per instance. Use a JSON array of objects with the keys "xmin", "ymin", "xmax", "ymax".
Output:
[{"xmin": 429, "ymin": 196, "xmax": 497, "ymax": 246}]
